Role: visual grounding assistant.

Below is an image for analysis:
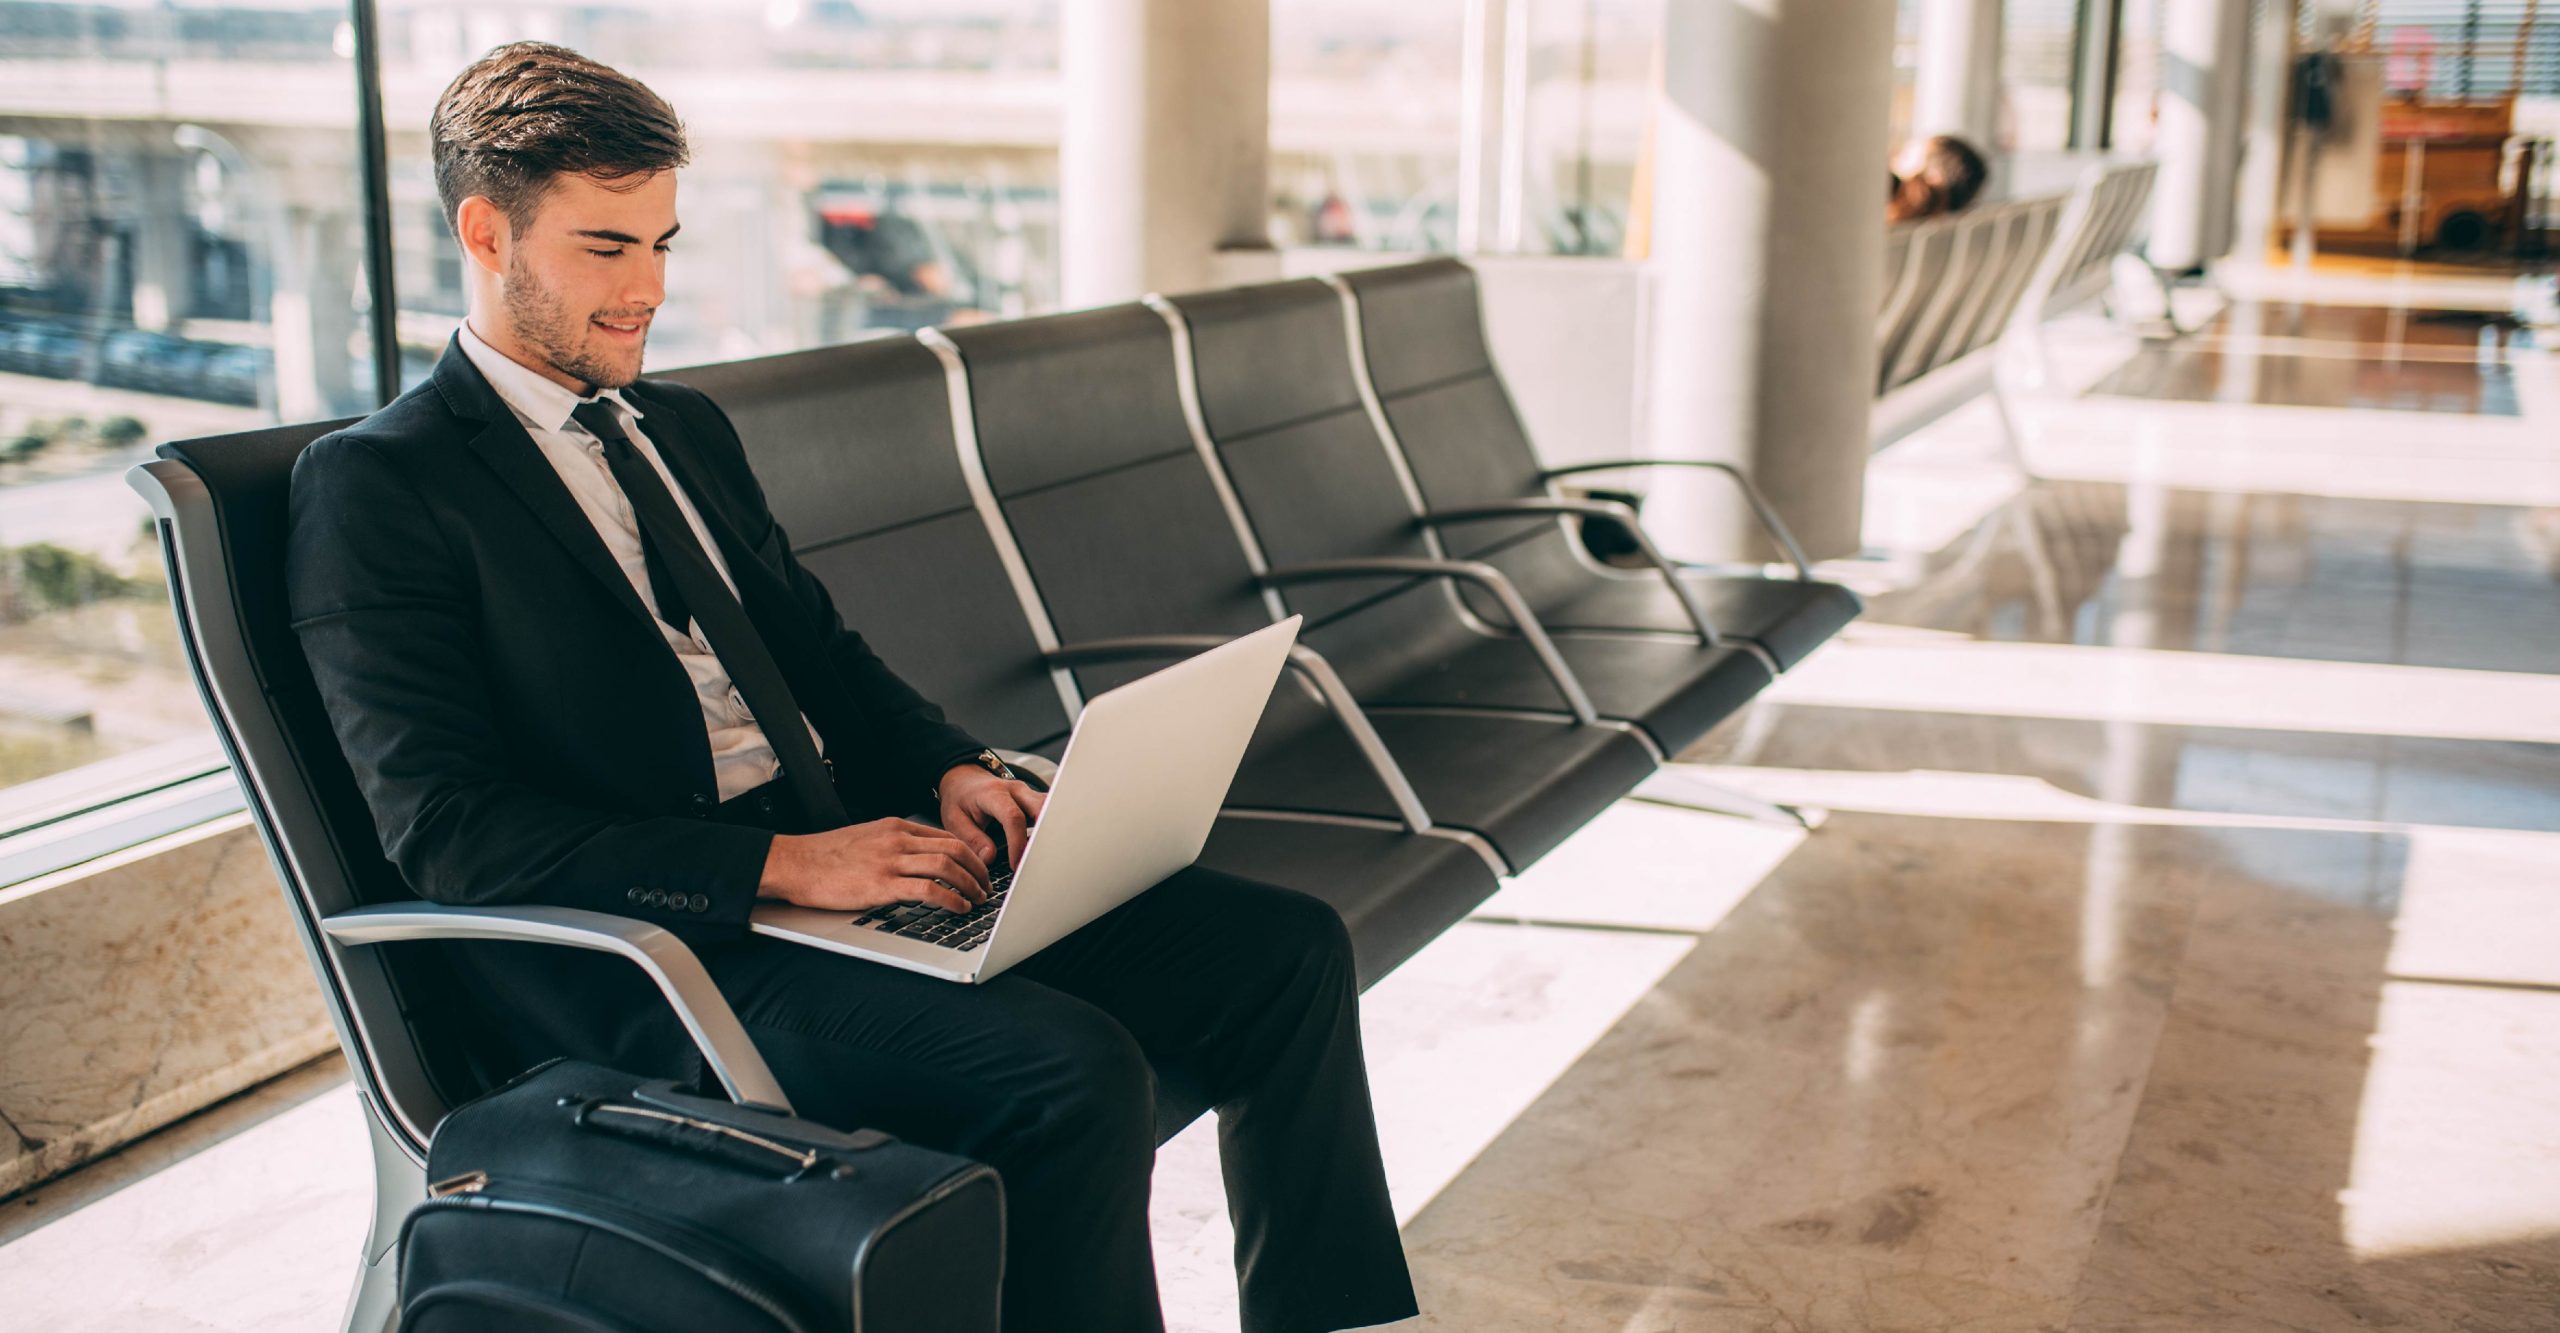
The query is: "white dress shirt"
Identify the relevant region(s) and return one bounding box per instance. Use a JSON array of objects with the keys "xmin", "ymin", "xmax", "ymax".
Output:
[{"xmin": 458, "ymin": 323, "xmax": 824, "ymax": 803}]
